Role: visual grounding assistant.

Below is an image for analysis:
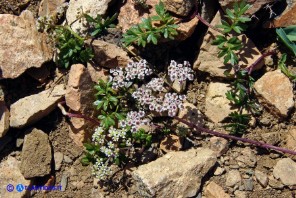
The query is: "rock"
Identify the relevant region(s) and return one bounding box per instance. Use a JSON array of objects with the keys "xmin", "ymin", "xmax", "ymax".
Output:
[
  {"xmin": 268, "ymin": 175, "xmax": 284, "ymax": 189},
  {"xmin": 66, "ymin": 0, "xmax": 112, "ymax": 34},
  {"xmin": 26, "ymin": 66, "xmax": 51, "ymax": 83},
  {"xmin": 265, "ymin": 0, "xmax": 296, "ymax": 27},
  {"xmin": 234, "ymin": 190, "xmax": 247, "ymax": 198},
  {"xmin": 204, "ymin": 181, "xmax": 230, "ymax": 198},
  {"xmin": 118, "ymin": 0, "xmax": 198, "ymax": 41},
  {"xmin": 226, "ymin": 170, "xmax": 242, "ymax": 187},
  {"xmin": 38, "ymin": 0, "xmax": 66, "ymax": 17},
  {"xmin": 87, "ymin": 40, "xmax": 131, "ymax": 68},
  {"xmin": 61, "ymin": 174, "xmax": 68, "ymax": 191},
  {"xmin": 219, "ymin": 0, "xmax": 275, "ymax": 15},
  {"xmin": 54, "ymin": 152, "xmax": 64, "ymax": 171},
  {"xmin": 254, "ymin": 70, "xmax": 294, "ymax": 118},
  {"xmin": 66, "ymin": 64, "xmax": 95, "ymax": 113},
  {"xmin": 214, "ymin": 167, "xmax": 225, "ymax": 176},
  {"xmin": 205, "ymin": 82, "xmax": 234, "ymax": 123},
  {"xmin": 16, "ymin": 138, "xmax": 24, "ymax": 148},
  {"xmin": 87, "ymin": 62, "xmax": 109, "ymax": 83},
  {"xmin": 20, "ymin": 128, "xmax": 52, "ymax": 179},
  {"xmin": 160, "ymin": 134, "xmax": 182, "ymax": 152},
  {"xmin": 175, "ymin": 16, "xmax": 199, "ymax": 41},
  {"xmin": 0, "ymin": 11, "xmax": 52, "ymax": 79},
  {"xmin": 172, "ymin": 80, "xmax": 186, "ymax": 93},
  {"xmin": 69, "ymin": 117, "xmax": 95, "ymax": 147},
  {"xmin": 273, "ymin": 158, "xmax": 296, "ymax": 186},
  {"xmin": 210, "ymin": 137, "xmax": 229, "ymax": 157},
  {"xmin": 132, "ymin": 148, "xmax": 217, "ymax": 197},
  {"xmin": 286, "ymin": 128, "xmax": 296, "ymax": 152},
  {"xmin": 162, "ymin": 0, "xmax": 194, "ymax": 16},
  {"xmin": 193, "ymin": 11, "xmax": 263, "ymax": 78},
  {"xmin": 175, "ymin": 102, "xmax": 204, "ymax": 135},
  {"xmin": 66, "ymin": 64, "xmax": 97, "ymax": 146},
  {"xmin": 63, "ymin": 155, "xmax": 73, "ymax": 164},
  {"xmin": 0, "ymin": 156, "xmax": 30, "ymax": 198},
  {"xmin": 241, "ymin": 178, "xmax": 254, "ymax": 191},
  {"xmin": 261, "ymin": 132, "xmax": 280, "ymax": 145},
  {"xmin": 0, "ymin": 102, "xmax": 9, "ymax": 138},
  {"xmin": 200, "ymin": 0, "xmax": 218, "ymax": 22},
  {"xmin": 255, "ymin": 170, "xmax": 268, "ymax": 188},
  {"xmin": 10, "ymin": 84, "xmax": 66, "ymax": 128},
  {"xmin": 236, "ymin": 147, "xmax": 257, "ymax": 168}
]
